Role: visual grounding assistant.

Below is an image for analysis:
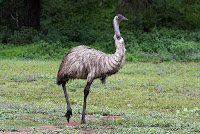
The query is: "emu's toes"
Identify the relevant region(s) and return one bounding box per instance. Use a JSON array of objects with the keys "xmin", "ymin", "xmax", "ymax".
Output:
[
  {"xmin": 65, "ymin": 110, "xmax": 72, "ymax": 123},
  {"xmin": 81, "ymin": 121, "xmax": 86, "ymax": 124}
]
